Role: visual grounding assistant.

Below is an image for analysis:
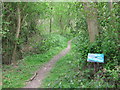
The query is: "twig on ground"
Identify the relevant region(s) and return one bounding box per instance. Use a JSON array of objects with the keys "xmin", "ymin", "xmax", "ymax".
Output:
[{"xmin": 26, "ymin": 72, "xmax": 38, "ymax": 82}]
